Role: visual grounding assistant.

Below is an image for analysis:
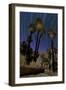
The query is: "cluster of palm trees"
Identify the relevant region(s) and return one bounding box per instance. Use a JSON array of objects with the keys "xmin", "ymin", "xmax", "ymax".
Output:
[
  {"xmin": 20, "ymin": 17, "xmax": 56, "ymax": 68},
  {"xmin": 20, "ymin": 18, "xmax": 45, "ymax": 64}
]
